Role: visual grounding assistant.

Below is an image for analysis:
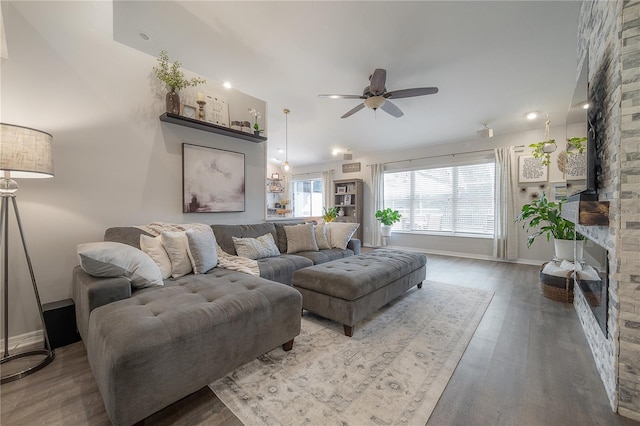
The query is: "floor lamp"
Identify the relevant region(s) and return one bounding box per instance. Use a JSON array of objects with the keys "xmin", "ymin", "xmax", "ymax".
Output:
[{"xmin": 0, "ymin": 123, "xmax": 55, "ymax": 384}]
